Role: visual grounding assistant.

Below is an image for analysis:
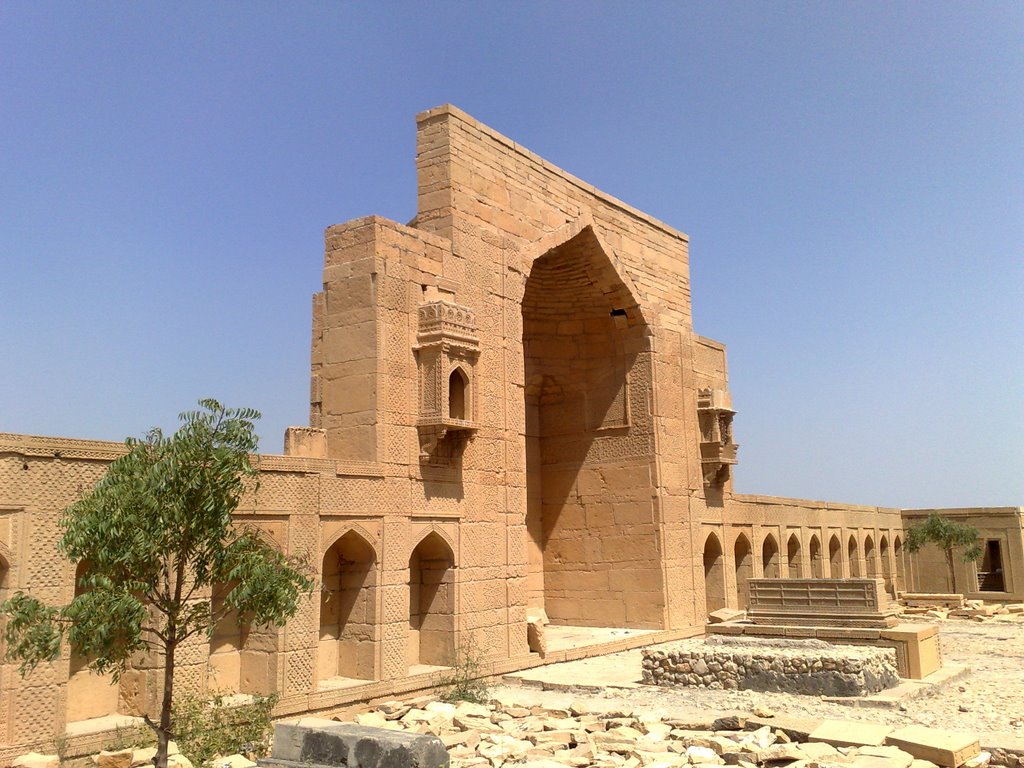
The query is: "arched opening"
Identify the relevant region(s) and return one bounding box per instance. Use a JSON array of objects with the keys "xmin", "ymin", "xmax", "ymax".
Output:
[
  {"xmin": 523, "ymin": 226, "xmax": 661, "ymax": 631},
  {"xmin": 809, "ymin": 535, "xmax": 823, "ymax": 578},
  {"xmin": 894, "ymin": 536, "xmax": 906, "ymax": 592},
  {"xmin": 864, "ymin": 535, "xmax": 877, "ymax": 579},
  {"xmin": 880, "ymin": 536, "xmax": 893, "ymax": 596},
  {"xmin": 319, "ymin": 531, "xmax": 377, "ymax": 684},
  {"xmin": 787, "ymin": 534, "xmax": 802, "ymax": 578},
  {"xmin": 703, "ymin": 533, "xmax": 727, "ymax": 615},
  {"xmin": 848, "ymin": 536, "xmax": 861, "ymax": 577},
  {"xmin": 761, "ymin": 534, "xmax": 780, "ymax": 579},
  {"xmin": 734, "ymin": 534, "xmax": 753, "ymax": 610},
  {"xmin": 448, "ymin": 368, "xmax": 468, "ymax": 421},
  {"xmin": 67, "ymin": 561, "xmax": 120, "ymax": 723},
  {"xmin": 828, "ymin": 535, "xmax": 842, "ymax": 577},
  {"xmin": 409, "ymin": 532, "xmax": 455, "ymax": 670}
]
